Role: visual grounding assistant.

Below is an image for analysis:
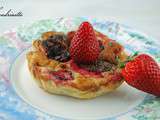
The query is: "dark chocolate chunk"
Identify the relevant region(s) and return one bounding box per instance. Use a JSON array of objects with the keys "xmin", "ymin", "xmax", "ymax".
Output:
[
  {"xmin": 79, "ymin": 60, "xmax": 113, "ymax": 72},
  {"xmin": 42, "ymin": 34, "xmax": 70, "ymax": 62}
]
